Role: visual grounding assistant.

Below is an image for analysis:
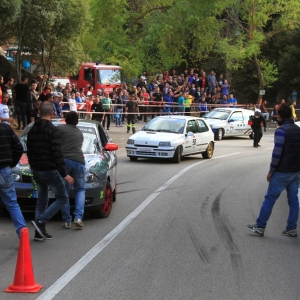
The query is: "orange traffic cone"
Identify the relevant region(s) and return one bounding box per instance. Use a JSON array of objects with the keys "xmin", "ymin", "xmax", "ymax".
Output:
[{"xmin": 5, "ymin": 227, "xmax": 43, "ymax": 293}]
